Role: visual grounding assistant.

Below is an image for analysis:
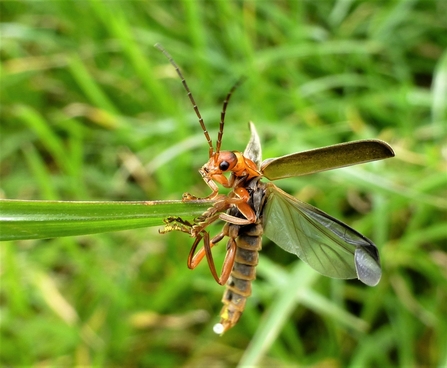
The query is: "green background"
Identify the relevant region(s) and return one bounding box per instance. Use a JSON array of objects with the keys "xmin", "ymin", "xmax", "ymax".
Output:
[{"xmin": 1, "ymin": 1, "xmax": 446, "ymax": 367}]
